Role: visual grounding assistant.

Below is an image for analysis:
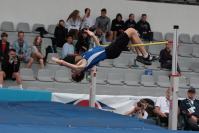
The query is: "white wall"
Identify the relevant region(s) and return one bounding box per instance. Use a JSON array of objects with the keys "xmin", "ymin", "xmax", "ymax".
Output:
[{"xmin": 0, "ymin": 0, "xmax": 198, "ymax": 35}]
